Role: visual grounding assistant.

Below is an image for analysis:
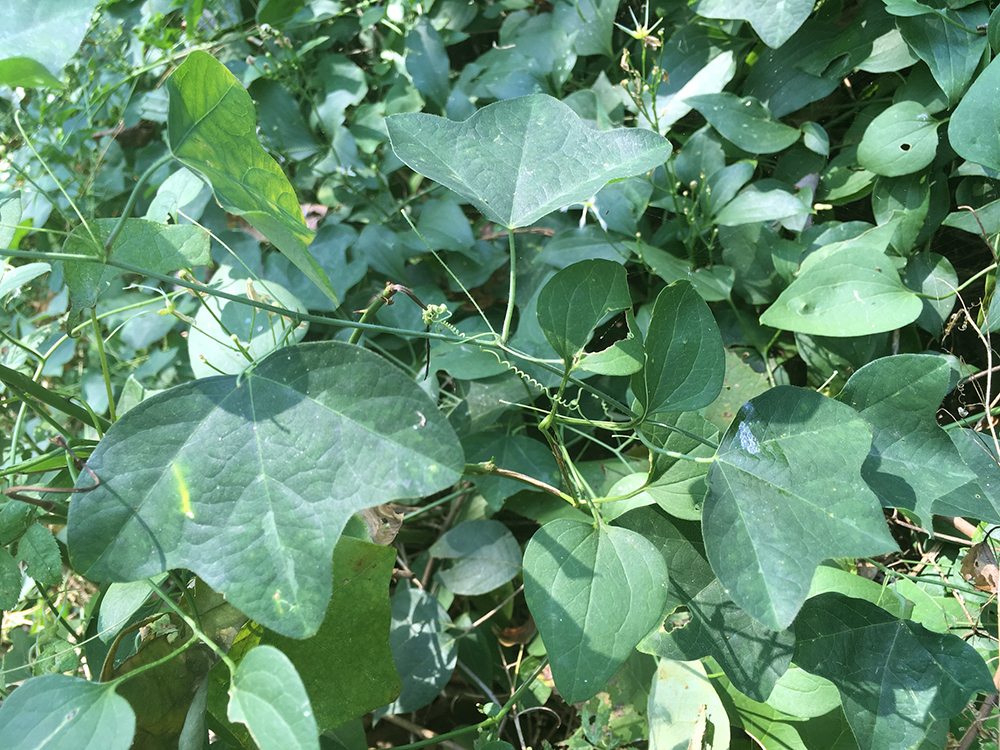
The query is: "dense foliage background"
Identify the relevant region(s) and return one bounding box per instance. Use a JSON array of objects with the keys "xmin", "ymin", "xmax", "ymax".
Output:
[{"xmin": 4, "ymin": 0, "xmax": 1000, "ymax": 748}]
